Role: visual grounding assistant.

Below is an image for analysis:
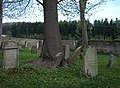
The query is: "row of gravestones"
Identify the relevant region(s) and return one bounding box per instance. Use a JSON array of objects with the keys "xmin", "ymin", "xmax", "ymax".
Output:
[
  {"xmin": 24, "ymin": 40, "xmax": 43, "ymax": 50},
  {"xmin": 1, "ymin": 40, "xmax": 98, "ymax": 77},
  {"xmin": 2, "ymin": 40, "xmax": 115, "ymax": 77}
]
